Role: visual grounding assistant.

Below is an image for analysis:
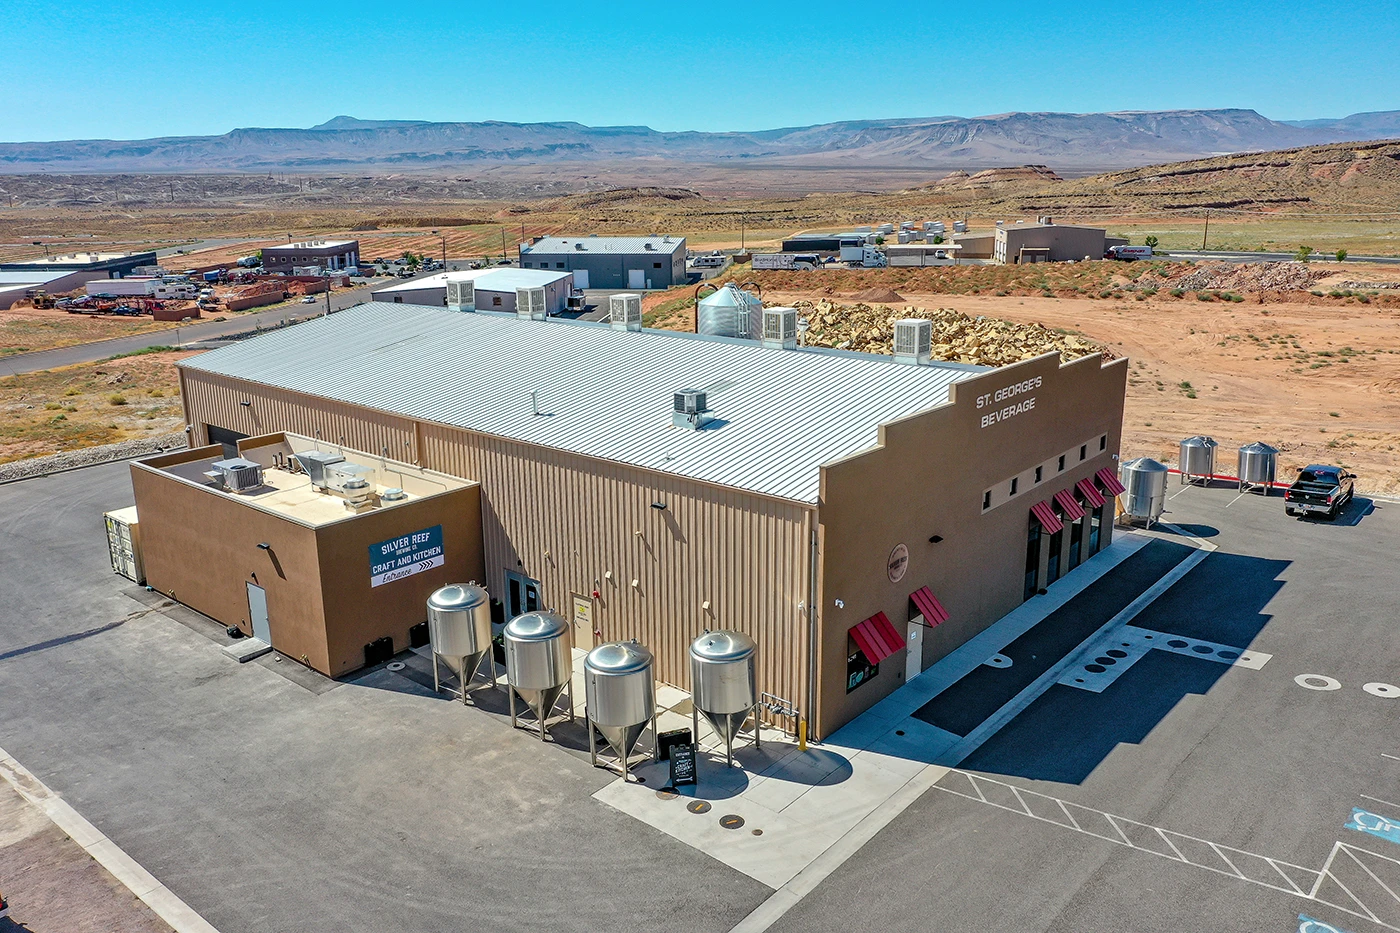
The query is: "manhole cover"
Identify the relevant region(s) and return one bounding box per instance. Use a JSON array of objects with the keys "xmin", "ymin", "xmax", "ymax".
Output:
[
  {"xmin": 1167, "ymin": 639, "xmax": 1189, "ymax": 649},
  {"xmin": 1218, "ymin": 651, "xmax": 1239, "ymax": 660},
  {"xmin": 386, "ymin": 662, "xmax": 406, "ymax": 672},
  {"xmin": 1084, "ymin": 663, "xmax": 1106, "ymax": 673},
  {"xmin": 719, "ymin": 814, "xmax": 745, "ymax": 830},
  {"xmin": 751, "ymin": 828, "xmax": 764, "ymax": 836},
  {"xmin": 1192, "ymin": 644, "xmax": 1214, "ymax": 654},
  {"xmin": 656, "ymin": 788, "xmax": 679, "ymax": 800},
  {"xmin": 1106, "ymin": 649, "xmax": 1128, "ymax": 659},
  {"xmin": 687, "ymin": 800, "xmax": 712, "ymax": 814},
  {"xmin": 1094, "ymin": 656, "xmax": 1117, "ymax": 666}
]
